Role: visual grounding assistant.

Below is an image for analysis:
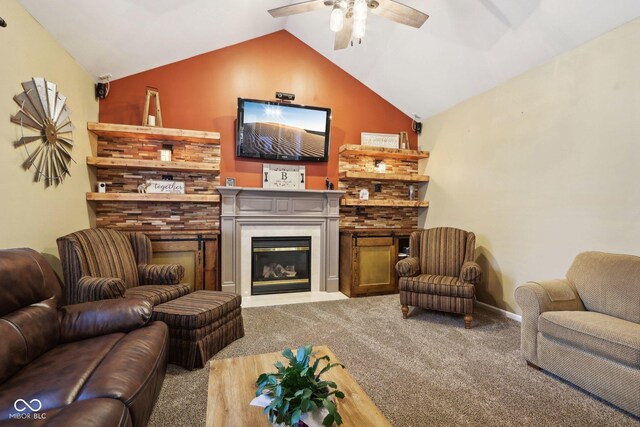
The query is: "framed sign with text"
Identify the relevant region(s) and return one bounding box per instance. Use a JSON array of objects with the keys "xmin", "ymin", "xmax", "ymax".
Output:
[
  {"xmin": 361, "ymin": 132, "xmax": 400, "ymax": 149},
  {"xmin": 262, "ymin": 164, "xmax": 306, "ymax": 190}
]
